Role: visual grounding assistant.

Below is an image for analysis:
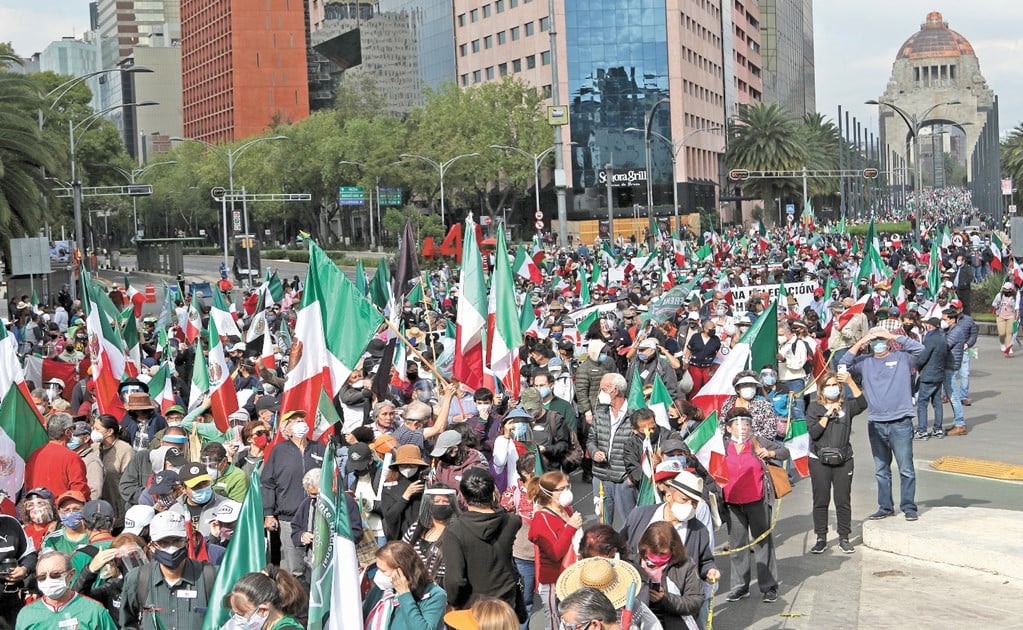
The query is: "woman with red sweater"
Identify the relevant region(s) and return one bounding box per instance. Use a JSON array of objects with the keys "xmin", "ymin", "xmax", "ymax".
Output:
[{"xmin": 527, "ymin": 471, "xmax": 583, "ymax": 630}]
